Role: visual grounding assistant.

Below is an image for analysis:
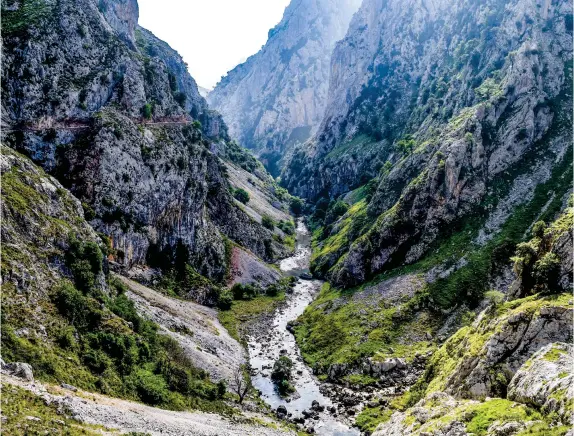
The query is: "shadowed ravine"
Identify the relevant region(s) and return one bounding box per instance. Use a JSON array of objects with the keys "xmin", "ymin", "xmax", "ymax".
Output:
[{"xmin": 248, "ymin": 220, "xmax": 359, "ymax": 435}]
